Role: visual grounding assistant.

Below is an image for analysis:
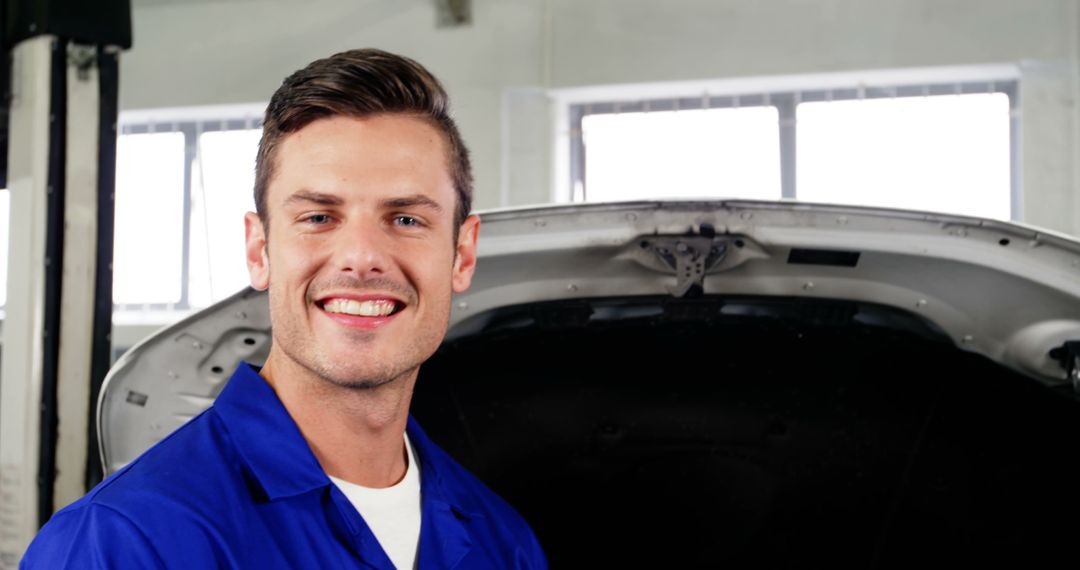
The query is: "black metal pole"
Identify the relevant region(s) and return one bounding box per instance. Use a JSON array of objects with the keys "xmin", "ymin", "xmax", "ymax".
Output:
[
  {"xmin": 85, "ymin": 45, "xmax": 119, "ymax": 490},
  {"xmin": 37, "ymin": 36, "xmax": 67, "ymax": 527}
]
